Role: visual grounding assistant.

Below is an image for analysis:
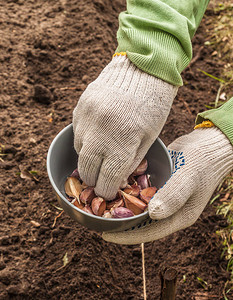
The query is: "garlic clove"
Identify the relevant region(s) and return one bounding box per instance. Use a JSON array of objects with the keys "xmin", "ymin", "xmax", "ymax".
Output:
[
  {"xmin": 106, "ymin": 198, "xmax": 124, "ymax": 210},
  {"xmin": 80, "ymin": 187, "xmax": 96, "ymax": 204},
  {"xmin": 65, "ymin": 177, "xmax": 83, "ymax": 199},
  {"xmin": 91, "ymin": 197, "xmax": 107, "ymax": 216},
  {"xmin": 121, "ymin": 191, "xmax": 147, "ymax": 215},
  {"xmin": 140, "ymin": 187, "xmax": 157, "ymax": 204},
  {"xmin": 82, "ymin": 205, "xmax": 94, "ymax": 215},
  {"xmin": 137, "ymin": 174, "xmax": 149, "ymax": 190},
  {"xmin": 127, "ymin": 175, "xmax": 137, "ymax": 185},
  {"xmin": 132, "ymin": 159, "xmax": 148, "ymax": 176},
  {"xmin": 71, "ymin": 198, "xmax": 84, "ymax": 209},
  {"xmin": 123, "ymin": 184, "xmax": 140, "ymax": 197},
  {"xmin": 70, "ymin": 168, "xmax": 80, "ymax": 180},
  {"xmin": 103, "ymin": 210, "xmax": 112, "ymax": 218},
  {"xmin": 111, "ymin": 207, "xmax": 134, "ymax": 218}
]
